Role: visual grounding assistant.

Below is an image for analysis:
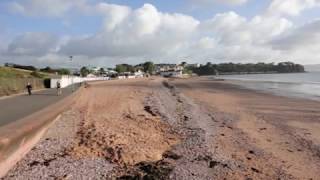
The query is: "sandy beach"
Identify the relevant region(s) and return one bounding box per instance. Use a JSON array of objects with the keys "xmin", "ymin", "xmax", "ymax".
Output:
[{"xmin": 3, "ymin": 77, "xmax": 320, "ymax": 179}]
